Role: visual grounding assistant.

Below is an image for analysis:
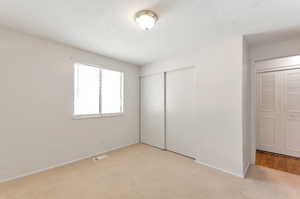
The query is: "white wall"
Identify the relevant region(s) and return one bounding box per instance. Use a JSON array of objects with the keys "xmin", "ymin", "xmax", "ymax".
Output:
[
  {"xmin": 0, "ymin": 27, "xmax": 140, "ymax": 182},
  {"xmin": 242, "ymin": 38, "xmax": 251, "ymax": 174},
  {"xmin": 141, "ymin": 35, "xmax": 245, "ymax": 177},
  {"xmin": 249, "ymin": 38, "xmax": 300, "ymax": 61}
]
